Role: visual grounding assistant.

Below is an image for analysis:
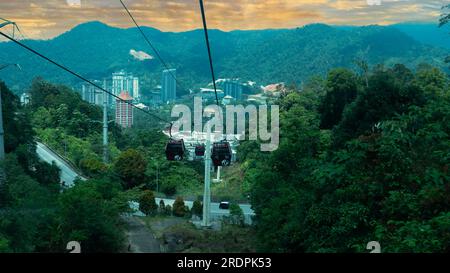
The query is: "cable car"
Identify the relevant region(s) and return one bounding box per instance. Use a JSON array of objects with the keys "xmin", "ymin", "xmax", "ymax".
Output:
[
  {"xmin": 165, "ymin": 139, "xmax": 186, "ymax": 161},
  {"xmin": 195, "ymin": 144, "xmax": 206, "ymax": 157},
  {"xmin": 211, "ymin": 140, "xmax": 232, "ymax": 167}
]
